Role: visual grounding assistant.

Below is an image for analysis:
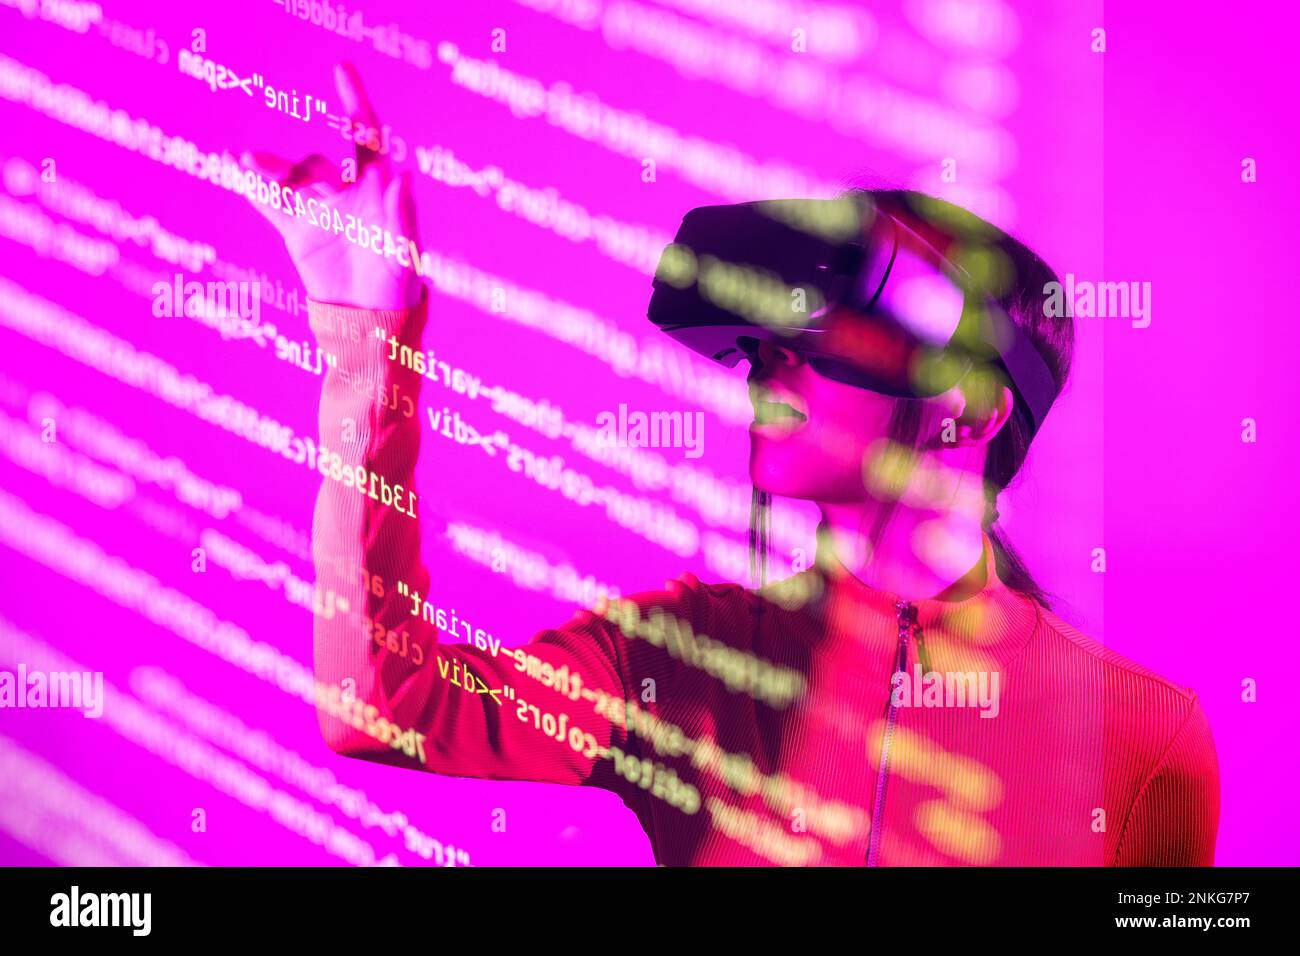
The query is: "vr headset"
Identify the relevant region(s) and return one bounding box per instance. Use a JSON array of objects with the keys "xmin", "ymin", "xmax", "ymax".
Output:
[{"xmin": 647, "ymin": 193, "xmax": 1060, "ymax": 439}]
